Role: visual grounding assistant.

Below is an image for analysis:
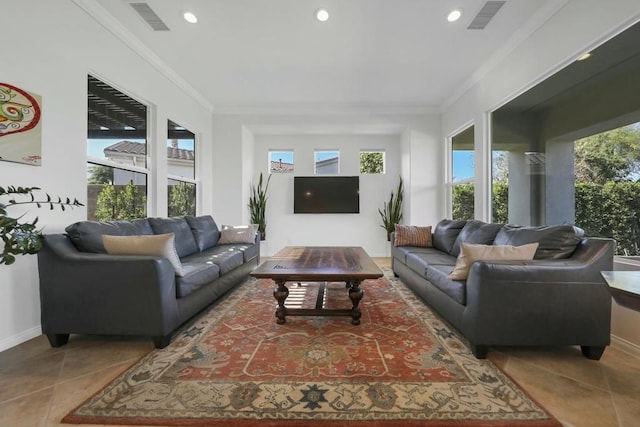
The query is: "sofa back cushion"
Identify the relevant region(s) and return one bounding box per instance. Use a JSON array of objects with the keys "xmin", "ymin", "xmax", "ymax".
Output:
[
  {"xmin": 451, "ymin": 221, "xmax": 504, "ymax": 257},
  {"xmin": 147, "ymin": 217, "xmax": 199, "ymax": 258},
  {"xmin": 65, "ymin": 218, "xmax": 152, "ymax": 253},
  {"xmin": 432, "ymin": 219, "xmax": 467, "ymax": 254},
  {"xmin": 493, "ymin": 224, "xmax": 585, "ymax": 259},
  {"xmin": 185, "ymin": 215, "xmax": 220, "ymax": 251}
]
